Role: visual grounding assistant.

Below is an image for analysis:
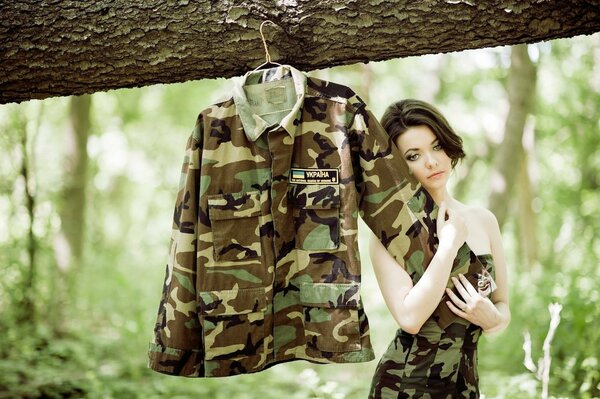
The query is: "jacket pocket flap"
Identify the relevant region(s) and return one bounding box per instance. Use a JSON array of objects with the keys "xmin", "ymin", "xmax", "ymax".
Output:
[
  {"xmin": 208, "ymin": 191, "xmax": 261, "ymax": 221},
  {"xmin": 288, "ymin": 184, "xmax": 340, "ymax": 210},
  {"xmin": 198, "ymin": 287, "xmax": 268, "ymax": 316},
  {"xmin": 300, "ymin": 283, "xmax": 359, "ymax": 308}
]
